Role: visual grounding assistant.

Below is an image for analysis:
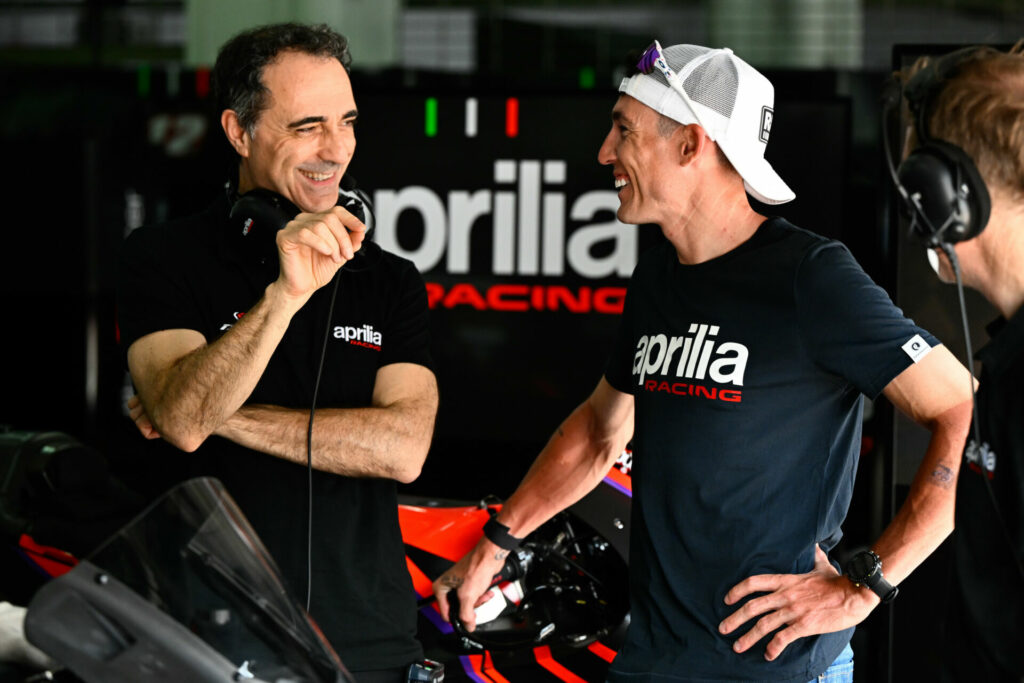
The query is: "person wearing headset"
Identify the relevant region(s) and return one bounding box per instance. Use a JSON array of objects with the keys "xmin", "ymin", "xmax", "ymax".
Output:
[
  {"xmin": 895, "ymin": 42, "xmax": 1024, "ymax": 681},
  {"xmin": 117, "ymin": 23, "xmax": 438, "ymax": 682},
  {"xmin": 433, "ymin": 42, "xmax": 974, "ymax": 682}
]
